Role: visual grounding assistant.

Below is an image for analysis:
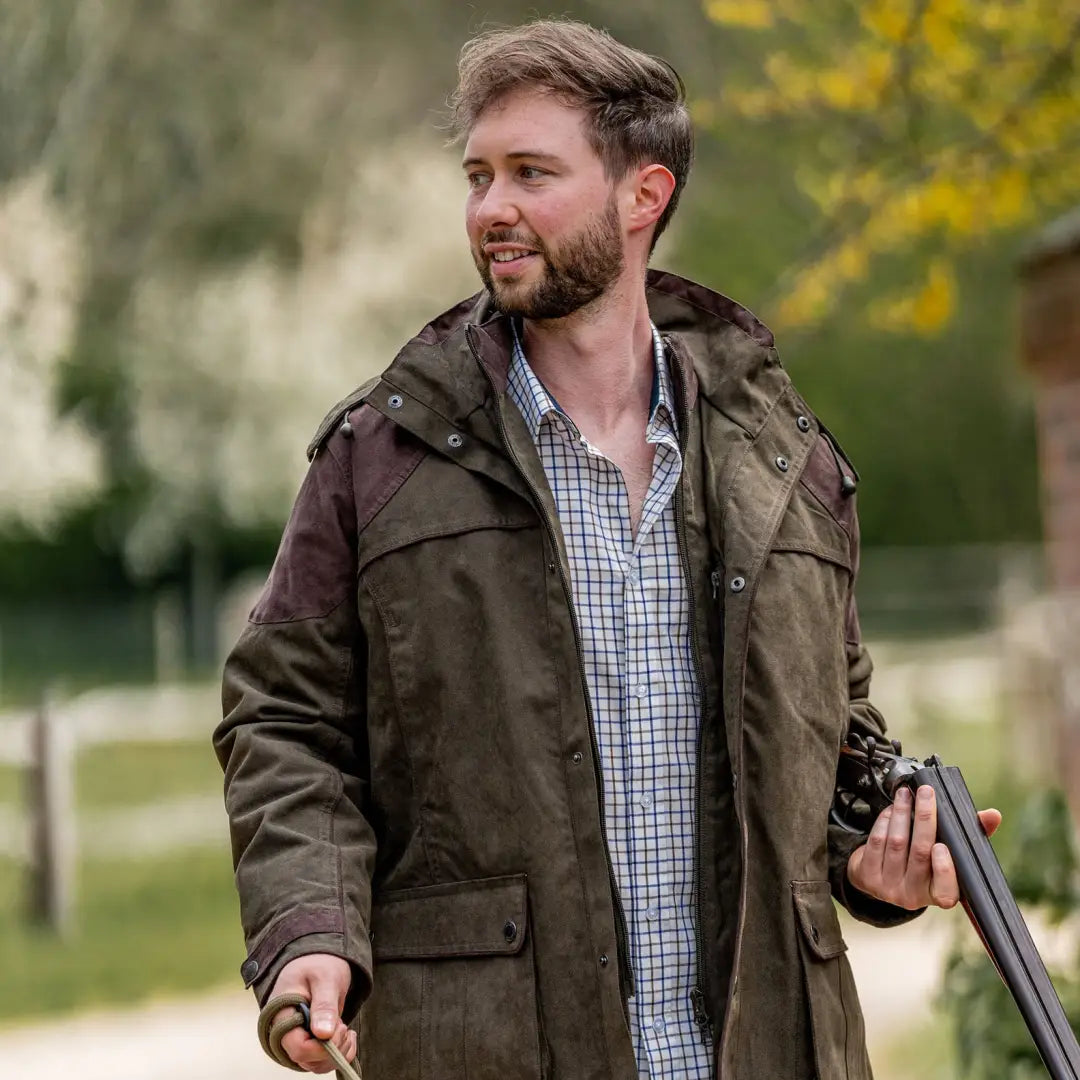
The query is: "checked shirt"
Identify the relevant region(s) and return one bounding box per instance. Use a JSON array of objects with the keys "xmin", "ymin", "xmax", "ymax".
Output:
[{"xmin": 507, "ymin": 322, "xmax": 711, "ymax": 1080}]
